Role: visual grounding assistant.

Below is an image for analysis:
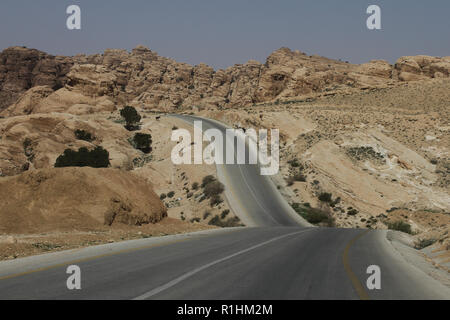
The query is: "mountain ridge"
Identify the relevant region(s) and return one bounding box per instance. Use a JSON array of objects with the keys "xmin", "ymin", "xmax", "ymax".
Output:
[{"xmin": 1, "ymin": 45, "xmax": 449, "ymax": 113}]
